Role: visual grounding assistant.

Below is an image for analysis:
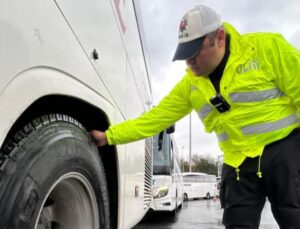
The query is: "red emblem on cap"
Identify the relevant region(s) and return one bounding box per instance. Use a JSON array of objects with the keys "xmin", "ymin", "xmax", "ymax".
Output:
[
  {"xmin": 180, "ymin": 18, "xmax": 187, "ymax": 32},
  {"xmin": 179, "ymin": 17, "xmax": 188, "ymax": 38}
]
